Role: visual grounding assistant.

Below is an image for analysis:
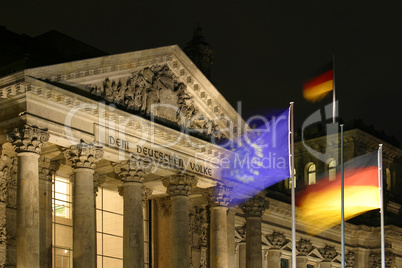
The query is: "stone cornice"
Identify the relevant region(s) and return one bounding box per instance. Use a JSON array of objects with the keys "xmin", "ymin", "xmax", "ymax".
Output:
[
  {"xmin": 295, "ymin": 129, "xmax": 402, "ymax": 160},
  {"xmin": 24, "ymin": 79, "xmax": 232, "ymax": 163}
]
